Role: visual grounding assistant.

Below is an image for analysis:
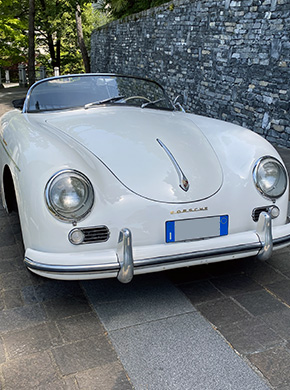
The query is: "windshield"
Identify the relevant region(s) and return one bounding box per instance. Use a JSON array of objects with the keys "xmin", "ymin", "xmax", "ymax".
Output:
[{"xmin": 26, "ymin": 74, "xmax": 173, "ymax": 113}]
